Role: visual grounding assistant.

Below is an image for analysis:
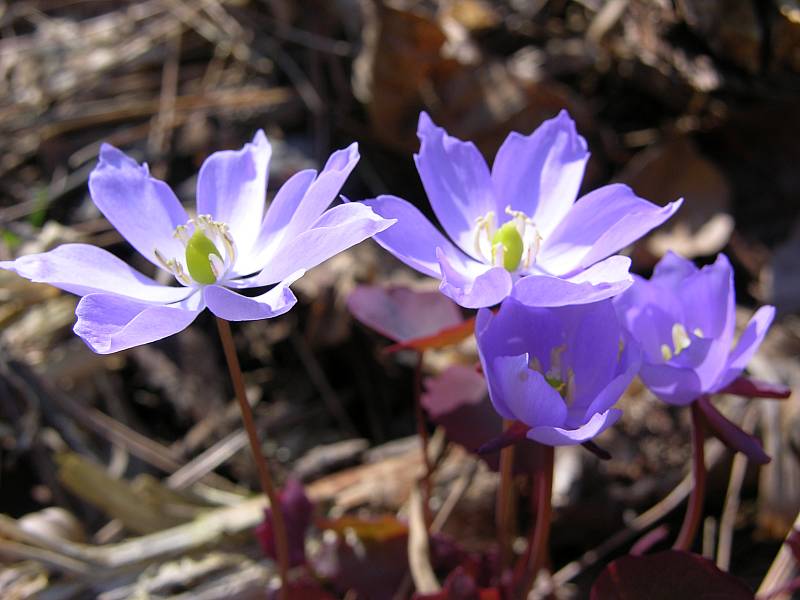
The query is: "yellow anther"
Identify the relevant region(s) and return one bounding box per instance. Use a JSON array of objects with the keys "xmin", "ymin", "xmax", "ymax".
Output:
[
  {"xmin": 661, "ymin": 344, "xmax": 673, "ymax": 361},
  {"xmin": 671, "ymin": 323, "xmax": 691, "ymax": 355}
]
